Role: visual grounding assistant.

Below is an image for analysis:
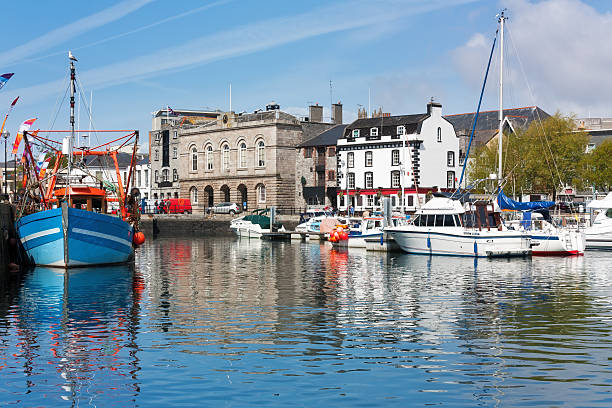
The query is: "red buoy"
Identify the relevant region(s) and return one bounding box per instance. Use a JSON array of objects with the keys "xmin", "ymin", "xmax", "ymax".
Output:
[{"xmin": 133, "ymin": 231, "xmax": 146, "ymax": 246}]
